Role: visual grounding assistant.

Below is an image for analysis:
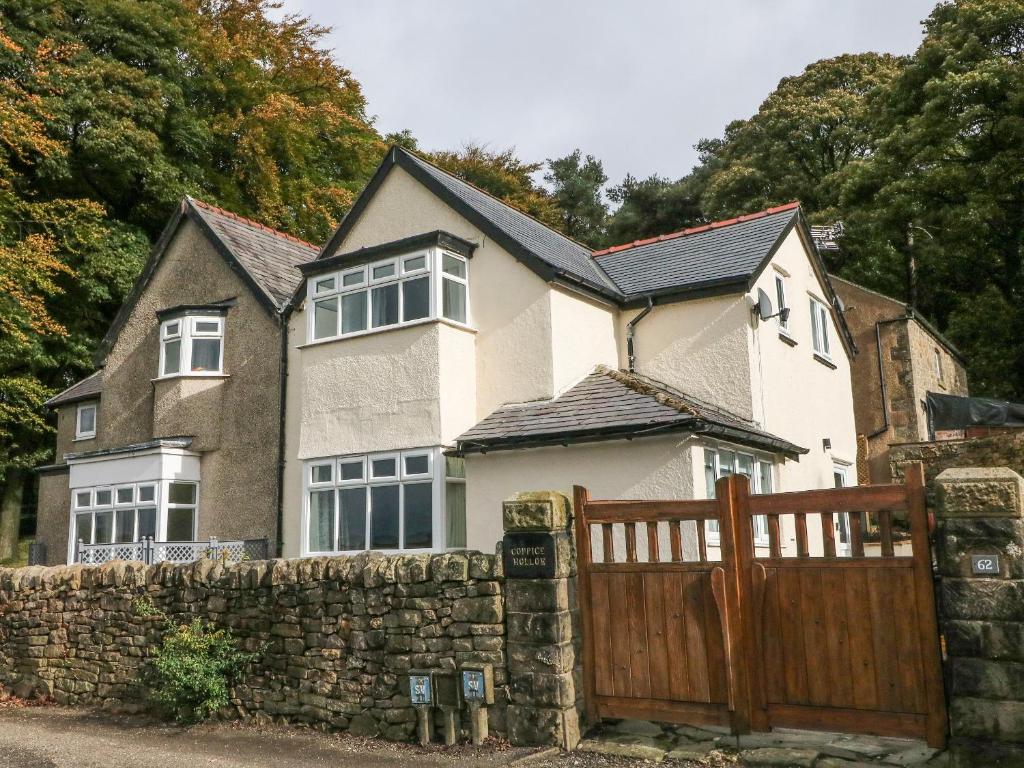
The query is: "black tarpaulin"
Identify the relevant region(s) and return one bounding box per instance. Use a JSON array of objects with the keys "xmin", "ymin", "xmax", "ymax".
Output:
[{"xmin": 926, "ymin": 392, "xmax": 1024, "ymax": 431}]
